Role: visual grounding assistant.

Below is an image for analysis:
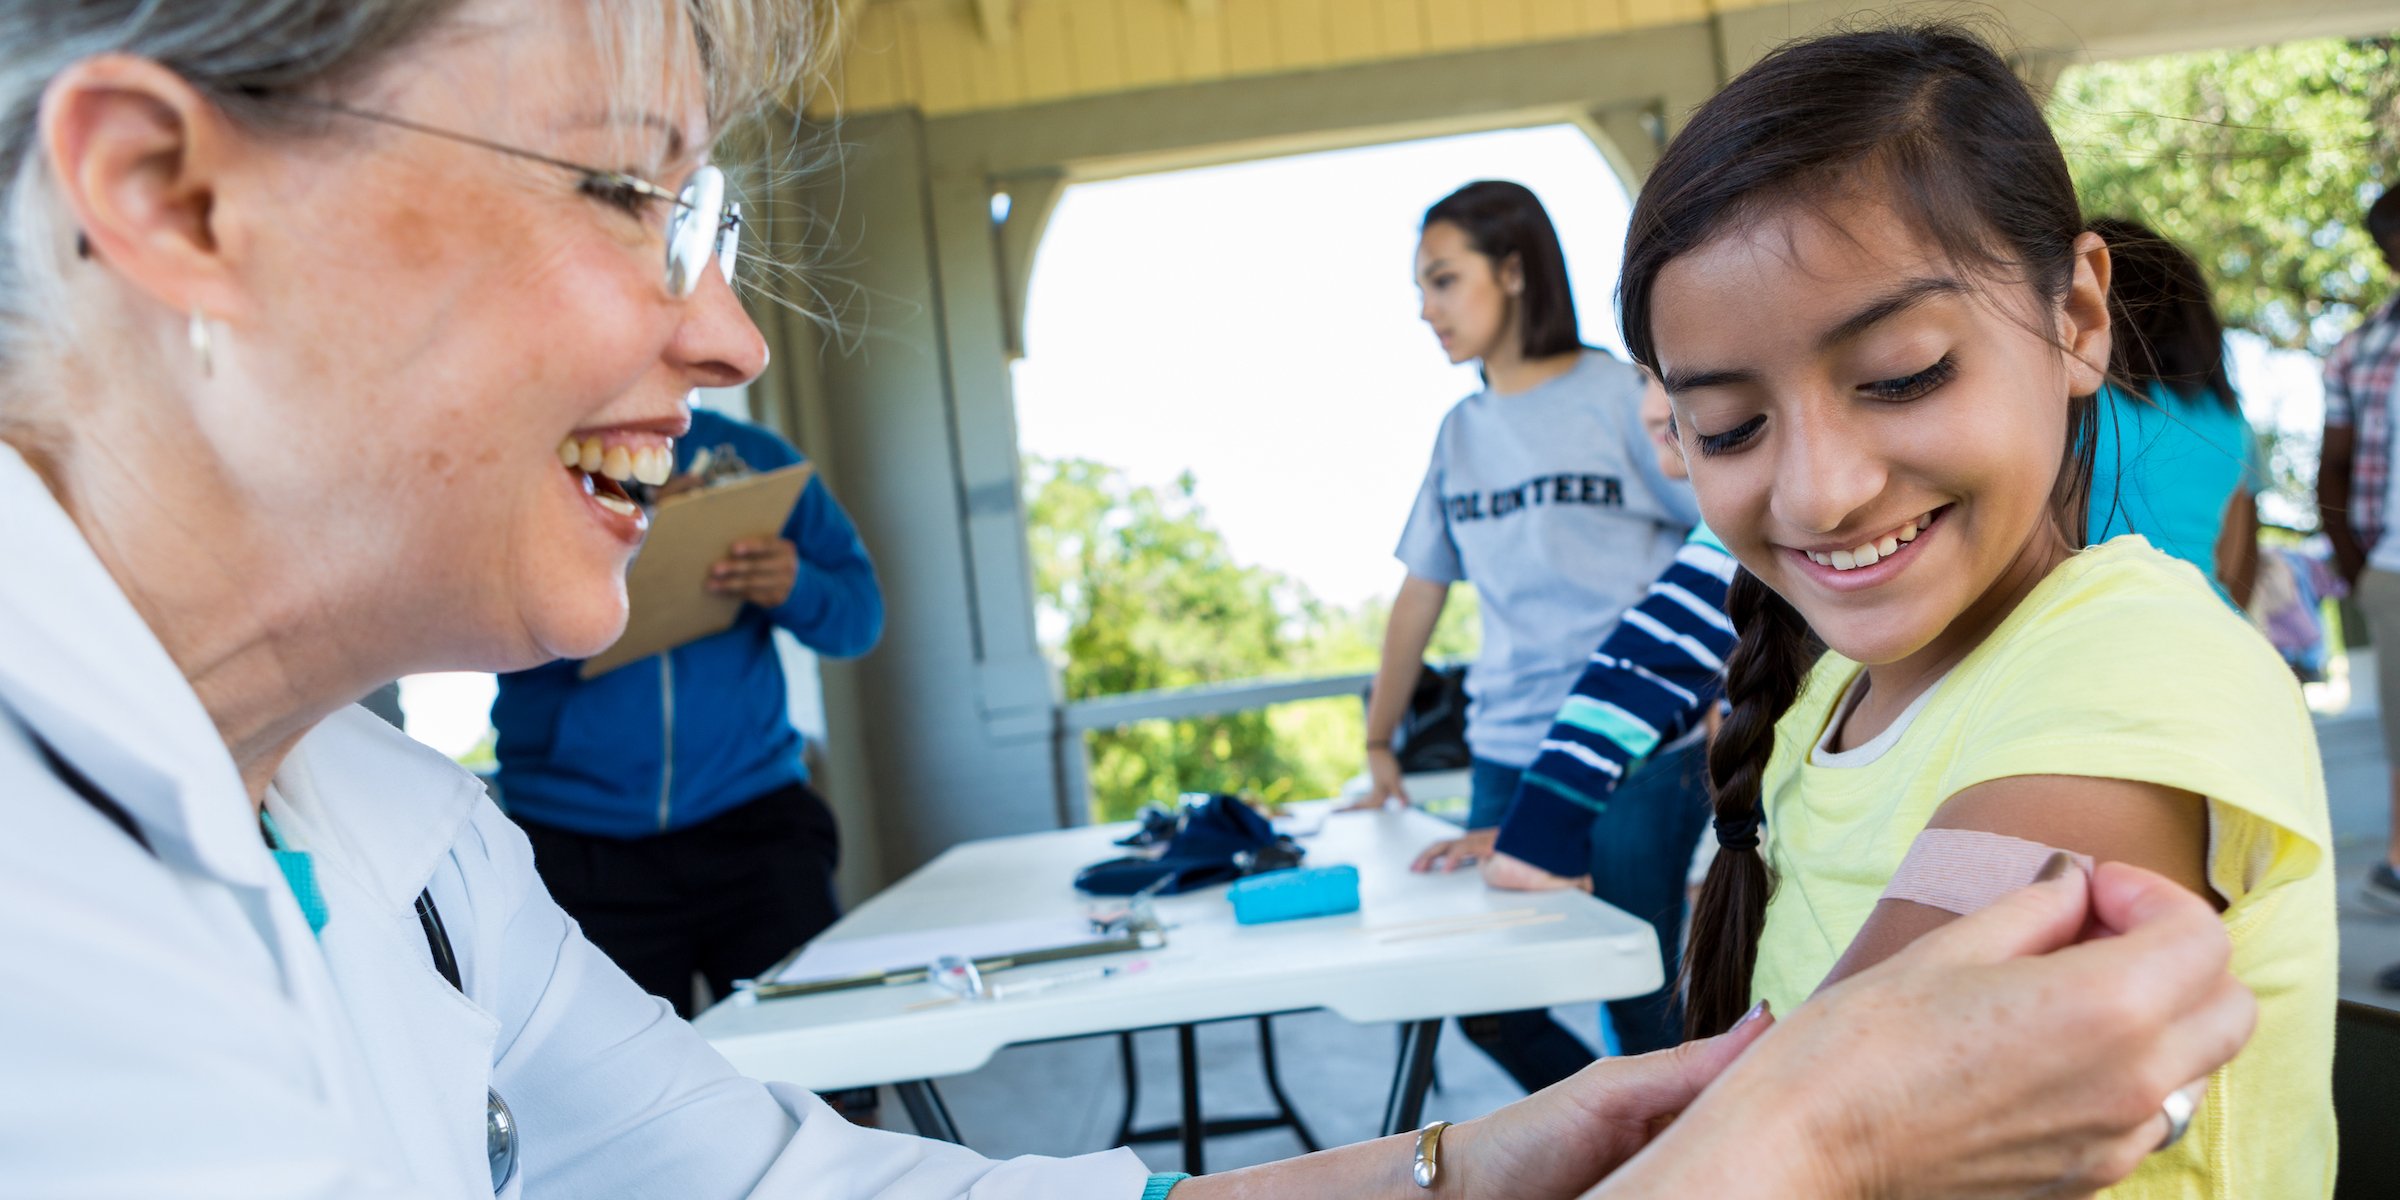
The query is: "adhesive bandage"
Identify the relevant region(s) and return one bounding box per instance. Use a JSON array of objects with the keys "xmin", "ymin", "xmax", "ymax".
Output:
[{"xmin": 1882, "ymin": 828, "xmax": 2094, "ymax": 915}]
